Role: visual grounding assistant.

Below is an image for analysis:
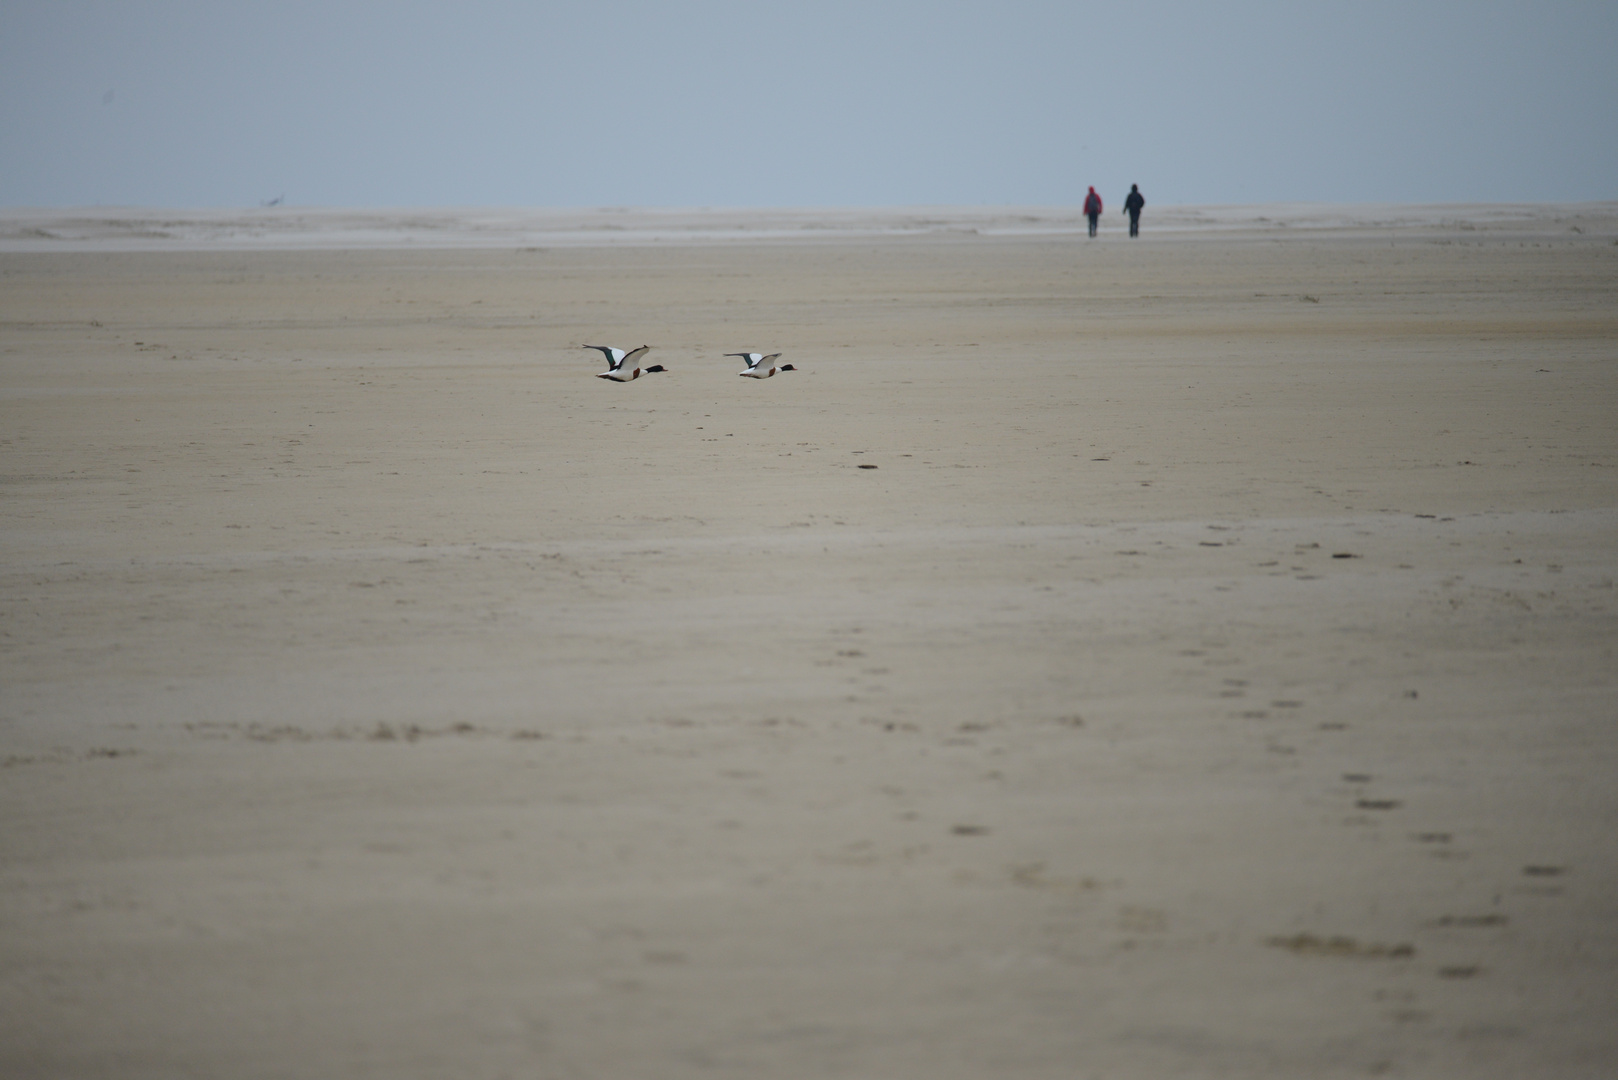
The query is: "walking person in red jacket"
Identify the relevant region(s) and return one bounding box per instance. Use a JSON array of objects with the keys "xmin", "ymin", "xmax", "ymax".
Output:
[{"xmin": 1083, "ymin": 186, "xmax": 1103, "ymax": 237}]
